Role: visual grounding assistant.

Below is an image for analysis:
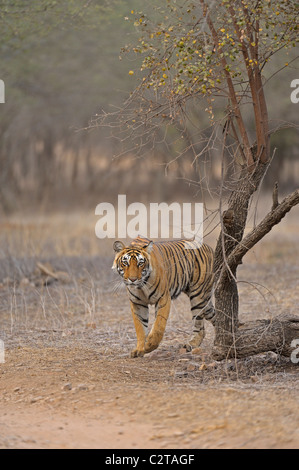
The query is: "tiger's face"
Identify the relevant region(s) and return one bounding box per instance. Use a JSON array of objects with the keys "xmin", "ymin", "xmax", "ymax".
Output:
[{"xmin": 112, "ymin": 240, "xmax": 153, "ymax": 287}]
